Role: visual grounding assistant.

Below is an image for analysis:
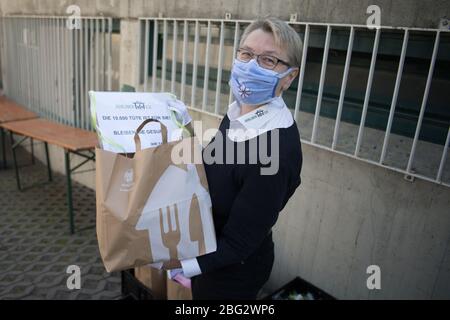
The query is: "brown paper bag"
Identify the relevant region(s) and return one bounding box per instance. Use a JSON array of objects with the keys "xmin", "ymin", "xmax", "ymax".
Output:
[{"xmin": 96, "ymin": 119, "xmax": 216, "ymax": 272}]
